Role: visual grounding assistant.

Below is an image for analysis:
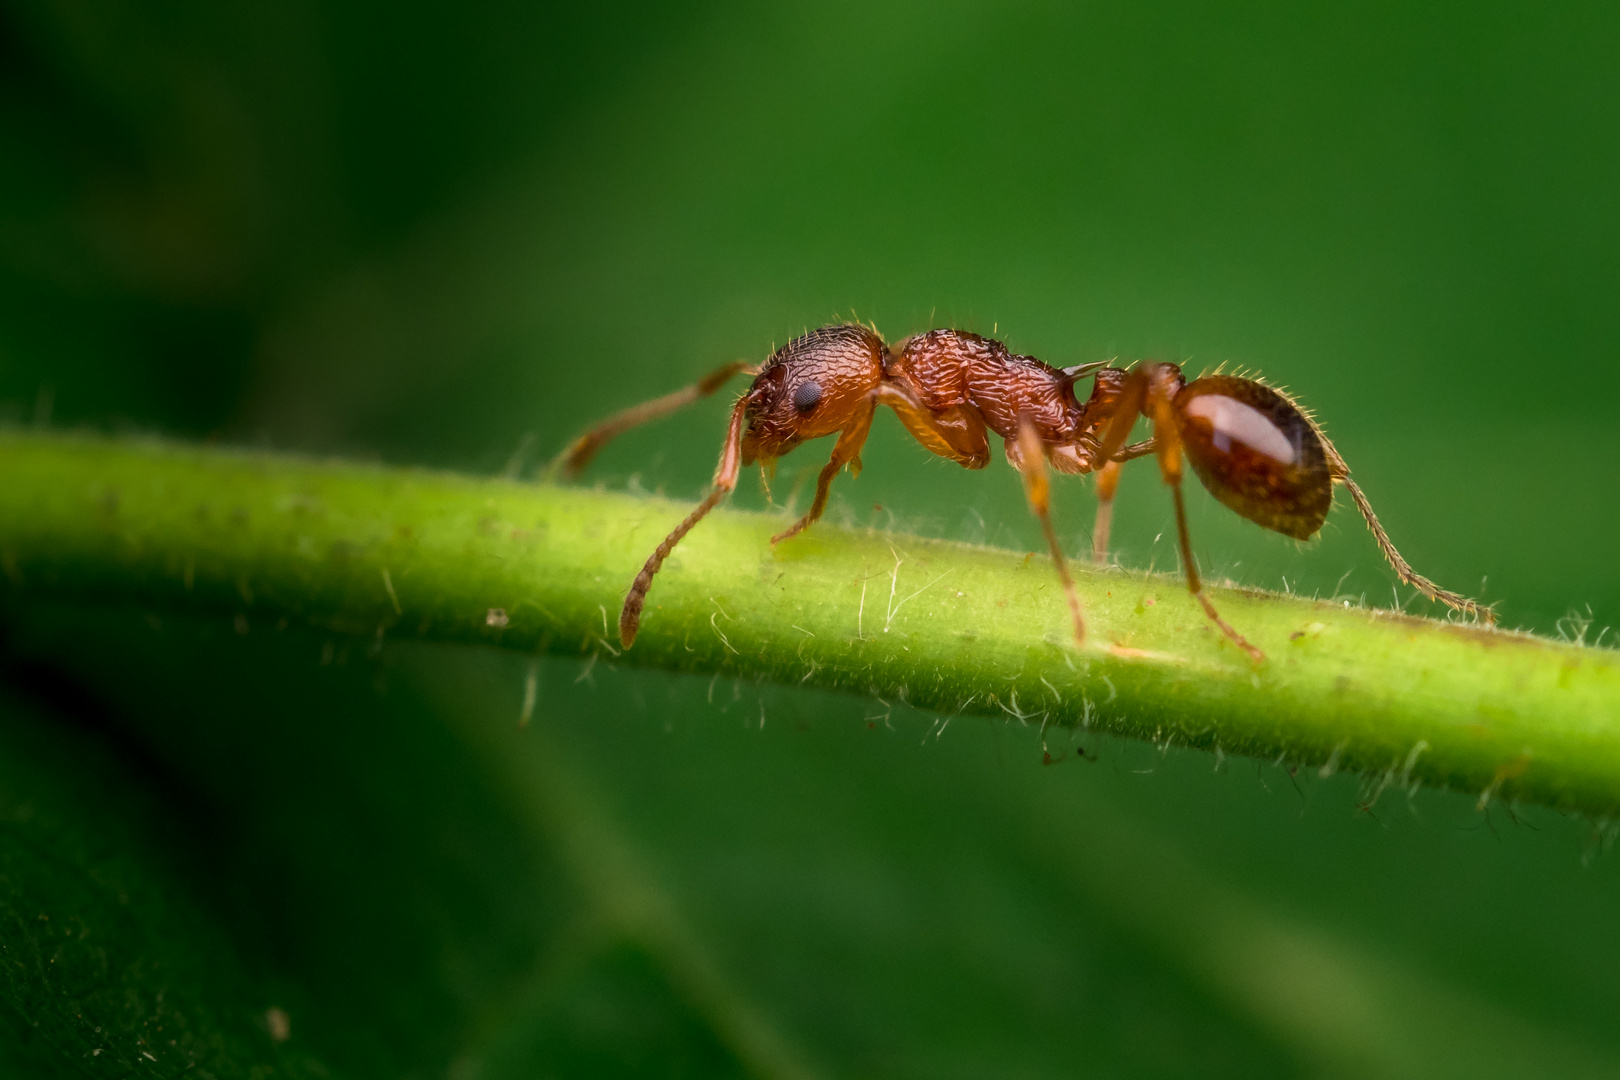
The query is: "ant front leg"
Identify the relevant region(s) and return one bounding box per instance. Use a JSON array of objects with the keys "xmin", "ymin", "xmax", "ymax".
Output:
[
  {"xmin": 550, "ymin": 360, "xmax": 753, "ymax": 478},
  {"xmin": 770, "ymin": 399, "xmax": 877, "ymax": 544},
  {"xmin": 876, "ymin": 381, "xmax": 991, "ymax": 469},
  {"xmin": 1015, "ymin": 418, "xmax": 1086, "ymax": 649}
]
